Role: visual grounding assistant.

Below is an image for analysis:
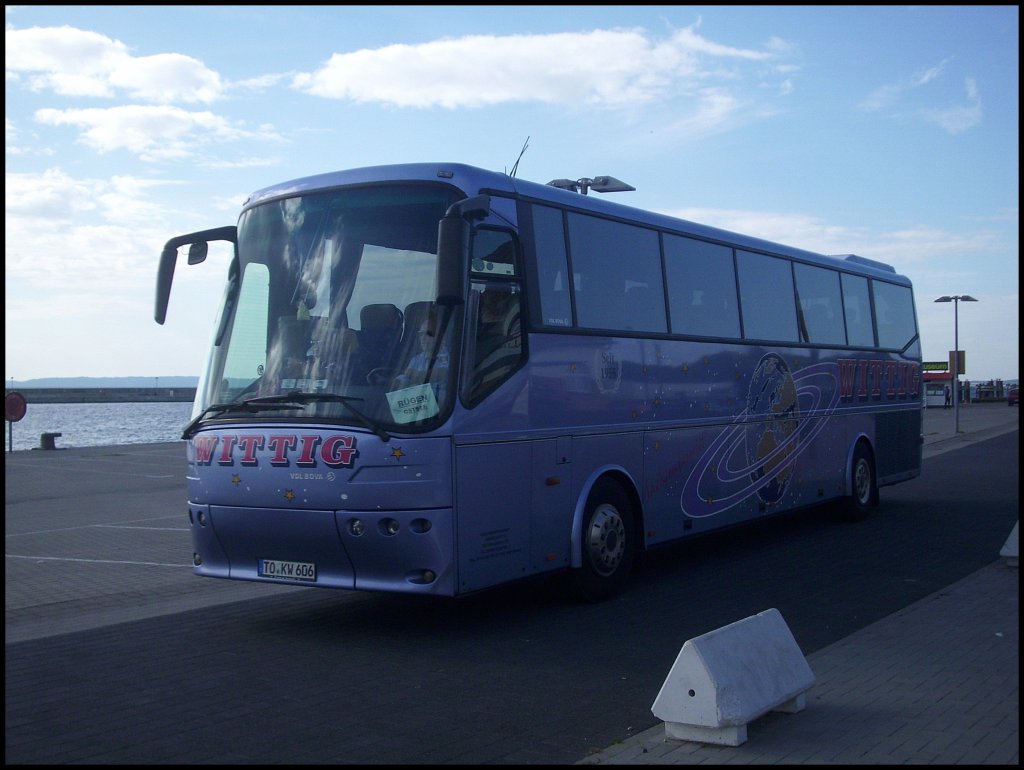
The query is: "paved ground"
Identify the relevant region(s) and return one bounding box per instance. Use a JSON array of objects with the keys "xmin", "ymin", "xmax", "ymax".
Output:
[
  {"xmin": 579, "ymin": 402, "xmax": 1019, "ymax": 765},
  {"xmin": 5, "ymin": 401, "xmax": 1018, "ymax": 765}
]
